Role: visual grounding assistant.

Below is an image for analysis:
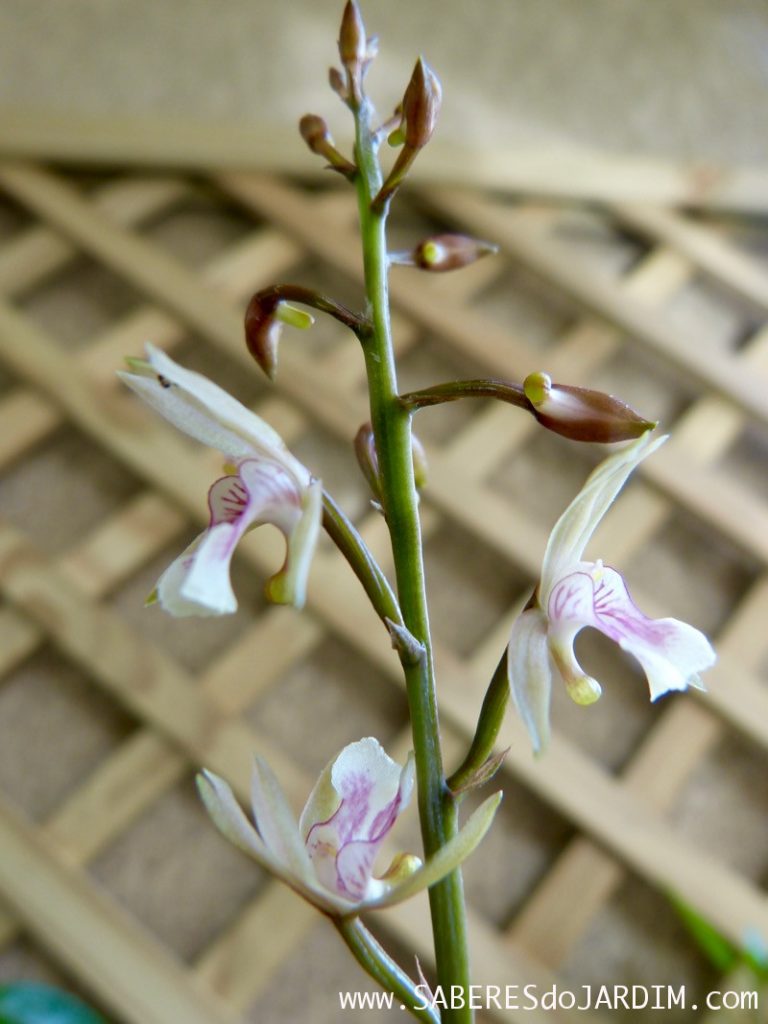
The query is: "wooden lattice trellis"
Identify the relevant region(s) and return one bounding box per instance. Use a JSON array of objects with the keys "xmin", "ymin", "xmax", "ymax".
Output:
[{"xmin": 0, "ymin": 160, "xmax": 767, "ymax": 1023}]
